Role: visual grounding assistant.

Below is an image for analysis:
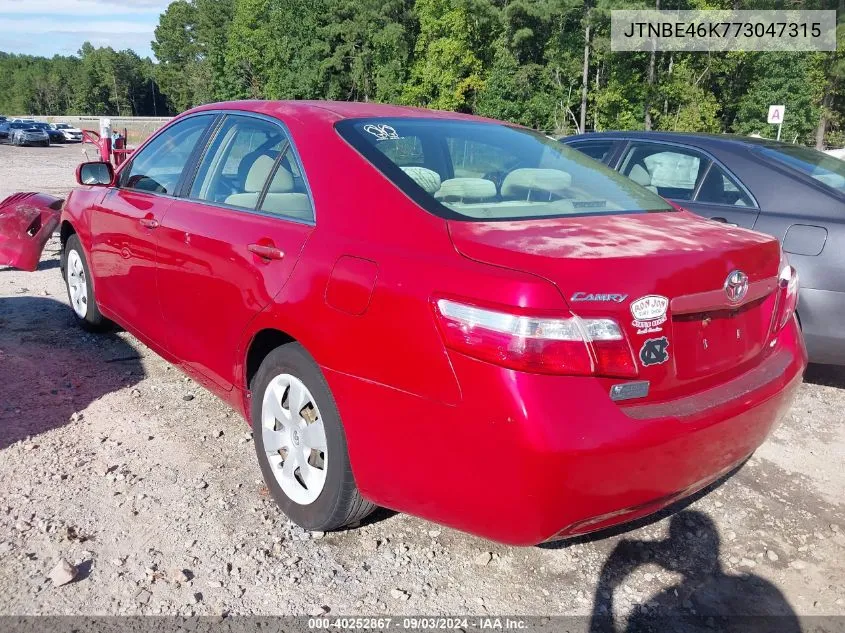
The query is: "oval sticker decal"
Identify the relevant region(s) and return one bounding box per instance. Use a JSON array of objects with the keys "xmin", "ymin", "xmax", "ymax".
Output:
[{"xmin": 630, "ymin": 295, "xmax": 669, "ymax": 321}]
